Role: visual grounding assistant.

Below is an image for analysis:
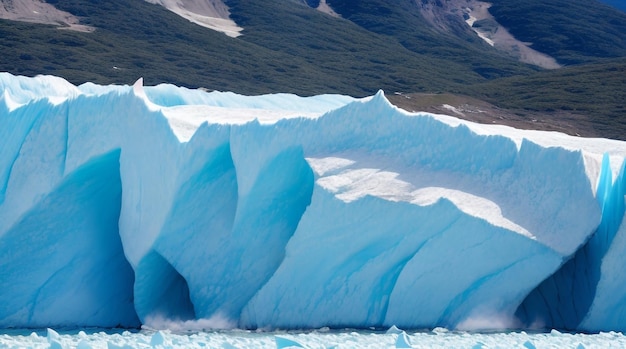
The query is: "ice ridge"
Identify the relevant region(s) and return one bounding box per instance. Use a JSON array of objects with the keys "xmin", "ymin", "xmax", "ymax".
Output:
[{"xmin": 1, "ymin": 73, "xmax": 626, "ymax": 331}]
